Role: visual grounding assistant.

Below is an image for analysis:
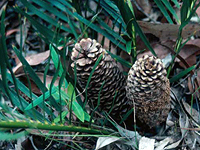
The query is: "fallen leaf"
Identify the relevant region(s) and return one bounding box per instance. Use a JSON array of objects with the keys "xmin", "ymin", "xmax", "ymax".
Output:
[
  {"xmin": 188, "ymin": 69, "xmax": 200, "ymax": 94},
  {"xmin": 163, "ymin": 108, "xmax": 189, "ymax": 149},
  {"xmin": 178, "ymin": 39, "xmax": 200, "ymax": 67},
  {"xmin": 182, "ymin": 101, "xmax": 200, "ymax": 124},
  {"xmin": 139, "ymin": 137, "xmax": 155, "ymax": 150},
  {"xmin": 95, "ymin": 137, "xmax": 120, "ymax": 150},
  {"xmin": 155, "ymin": 137, "xmax": 173, "ymax": 150},
  {"xmin": 13, "ymin": 50, "xmax": 50, "ymax": 74},
  {"xmin": 138, "ymin": 21, "xmax": 200, "ymax": 41},
  {"xmin": 137, "ymin": 41, "xmax": 173, "ymax": 60},
  {"xmin": 6, "ymin": 29, "xmax": 19, "ymax": 37}
]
